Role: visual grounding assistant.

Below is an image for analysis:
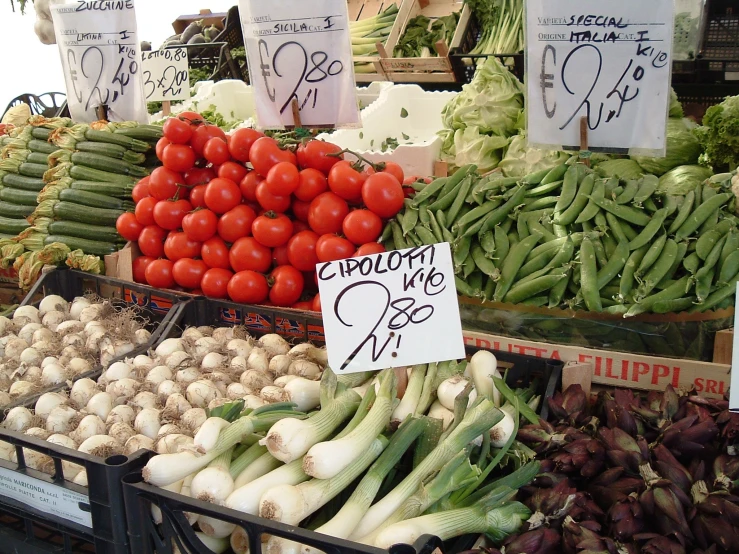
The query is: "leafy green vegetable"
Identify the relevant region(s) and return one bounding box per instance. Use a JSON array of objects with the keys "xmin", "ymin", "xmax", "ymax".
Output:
[
  {"xmin": 498, "ymin": 133, "xmax": 570, "ymax": 178},
  {"xmin": 695, "ymin": 95, "xmax": 739, "ymax": 171},
  {"xmin": 439, "ymin": 127, "xmax": 509, "ymax": 172},
  {"xmin": 669, "ymin": 88, "xmax": 684, "ymax": 118},
  {"xmin": 594, "ymin": 159, "xmax": 644, "ymax": 180},
  {"xmin": 394, "ymin": 15, "xmax": 434, "ymax": 58},
  {"xmin": 657, "ymin": 165, "xmax": 713, "ymax": 196},
  {"xmin": 466, "ymin": 0, "xmax": 523, "ymax": 55},
  {"xmin": 631, "ymin": 118, "xmax": 701, "ymax": 176}
]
